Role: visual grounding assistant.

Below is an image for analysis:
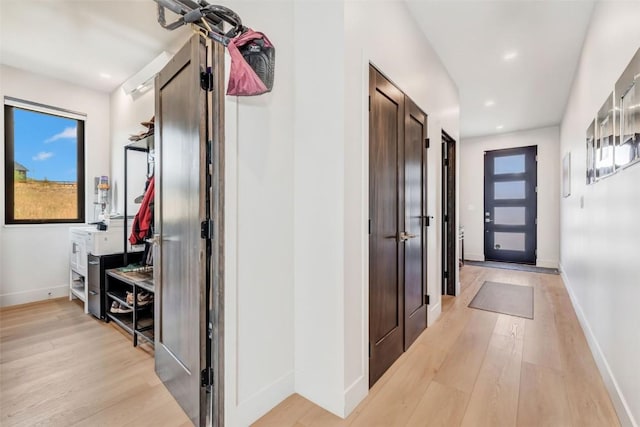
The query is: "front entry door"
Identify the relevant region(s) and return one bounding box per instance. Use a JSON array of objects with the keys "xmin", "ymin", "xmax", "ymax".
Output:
[
  {"xmin": 154, "ymin": 35, "xmax": 214, "ymax": 426},
  {"xmin": 369, "ymin": 66, "xmax": 428, "ymax": 386},
  {"xmin": 484, "ymin": 146, "xmax": 537, "ymax": 264}
]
